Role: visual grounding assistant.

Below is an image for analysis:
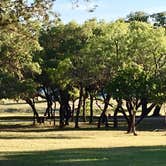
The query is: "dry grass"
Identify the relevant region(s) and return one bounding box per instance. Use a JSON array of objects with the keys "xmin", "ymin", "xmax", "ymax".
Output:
[{"xmin": 0, "ymin": 128, "xmax": 166, "ymax": 152}]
